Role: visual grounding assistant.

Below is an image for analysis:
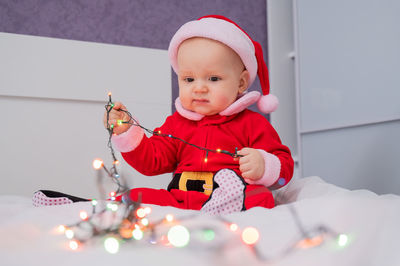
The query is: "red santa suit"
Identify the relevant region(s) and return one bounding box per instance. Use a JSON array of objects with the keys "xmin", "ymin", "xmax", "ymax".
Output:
[
  {"xmin": 112, "ymin": 91, "xmax": 294, "ymax": 212},
  {"xmin": 112, "ymin": 15, "xmax": 294, "ymax": 214}
]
